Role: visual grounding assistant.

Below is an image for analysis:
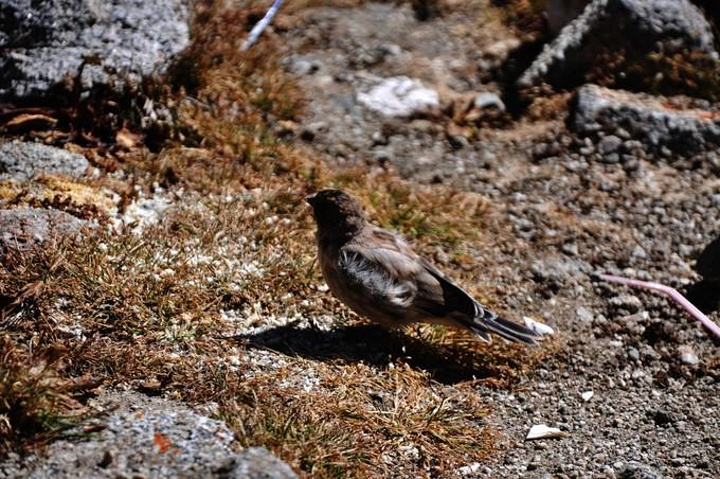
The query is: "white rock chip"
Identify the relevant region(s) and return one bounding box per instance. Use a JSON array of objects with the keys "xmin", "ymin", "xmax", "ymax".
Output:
[
  {"xmin": 457, "ymin": 462, "xmax": 483, "ymax": 476},
  {"xmin": 357, "ymin": 76, "xmax": 439, "ymax": 117},
  {"xmin": 526, "ymin": 424, "xmax": 570, "ymax": 440},
  {"xmin": 678, "ymin": 345, "xmax": 699, "ymax": 365},
  {"xmin": 473, "ymin": 92, "xmax": 505, "ymax": 111}
]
